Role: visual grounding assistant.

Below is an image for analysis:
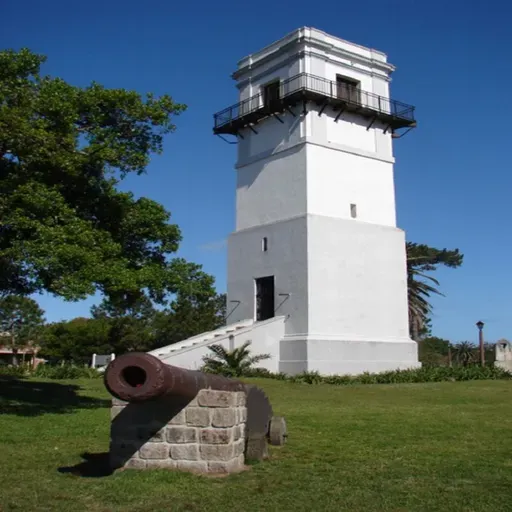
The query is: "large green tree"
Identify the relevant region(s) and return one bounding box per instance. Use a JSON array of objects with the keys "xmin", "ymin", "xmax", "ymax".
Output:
[
  {"xmin": 151, "ymin": 293, "xmax": 226, "ymax": 349},
  {"xmin": 0, "ymin": 295, "xmax": 45, "ymax": 365},
  {"xmin": 406, "ymin": 242, "xmax": 463, "ymax": 341},
  {"xmin": 39, "ymin": 292, "xmax": 227, "ymax": 363},
  {"xmin": 0, "ymin": 48, "xmax": 215, "ymax": 307},
  {"xmin": 417, "ymin": 335, "xmax": 451, "ymax": 365},
  {"xmin": 39, "ymin": 317, "xmax": 111, "ymax": 365}
]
